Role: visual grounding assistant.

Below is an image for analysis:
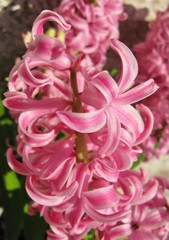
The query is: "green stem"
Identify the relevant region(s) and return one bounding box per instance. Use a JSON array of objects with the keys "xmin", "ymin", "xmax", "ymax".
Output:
[{"xmin": 71, "ymin": 70, "xmax": 88, "ymax": 163}]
